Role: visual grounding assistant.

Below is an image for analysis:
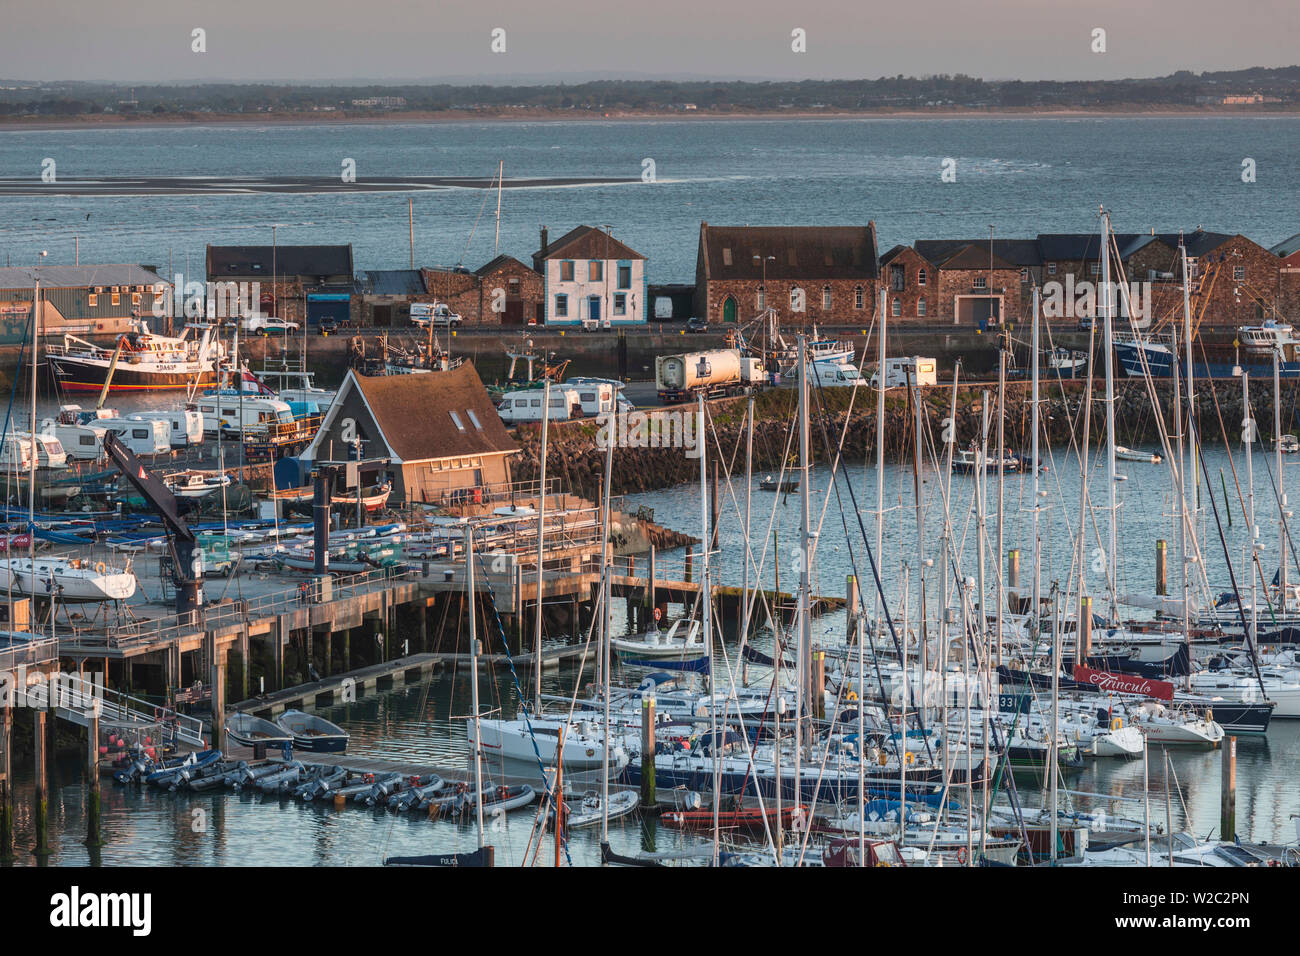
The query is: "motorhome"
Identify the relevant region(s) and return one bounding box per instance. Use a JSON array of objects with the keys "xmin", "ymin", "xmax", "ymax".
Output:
[
  {"xmin": 569, "ymin": 381, "xmax": 618, "ymax": 416},
  {"xmin": 191, "ymin": 393, "xmax": 295, "ymax": 439},
  {"xmin": 870, "ymin": 356, "xmax": 938, "ymax": 390},
  {"xmin": 0, "ymin": 434, "xmax": 34, "ymax": 470},
  {"xmin": 809, "ymin": 362, "xmax": 864, "ymax": 388},
  {"xmin": 94, "ymin": 418, "xmax": 172, "ymax": 456},
  {"xmin": 42, "ymin": 419, "xmax": 104, "ymax": 461},
  {"xmin": 1, "ymin": 433, "xmax": 66, "ymax": 469},
  {"xmin": 129, "ymin": 409, "xmax": 204, "ymax": 447},
  {"xmin": 496, "ymin": 387, "xmax": 584, "ymax": 423}
]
